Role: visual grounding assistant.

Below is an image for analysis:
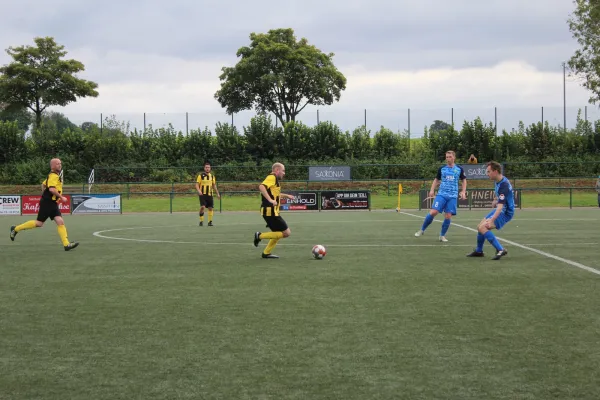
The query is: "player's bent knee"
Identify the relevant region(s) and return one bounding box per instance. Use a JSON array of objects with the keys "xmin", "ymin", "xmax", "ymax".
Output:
[
  {"xmin": 429, "ymin": 209, "xmax": 439, "ymax": 216},
  {"xmin": 477, "ymin": 222, "xmax": 487, "ymax": 233},
  {"xmin": 282, "ymin": 229, "xmax": 291, "ymax": 238}
]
